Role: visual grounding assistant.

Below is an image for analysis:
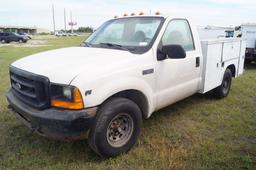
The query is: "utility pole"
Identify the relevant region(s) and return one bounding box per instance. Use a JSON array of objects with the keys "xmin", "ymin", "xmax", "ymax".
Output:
[
  {"xmin": 64, "ymin": 8, "xmax": 67, "ymax": 34},
  {"xmin": 68, "ymin": 11, "xmax": 77, "ymax": 34},
  {"xmin": 70, "ymin": 11, "xmax": 73, "ymax": 34},
  {"xmin": 52, "ymin": 4, "xmax": 56, "ymax": 33}
]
